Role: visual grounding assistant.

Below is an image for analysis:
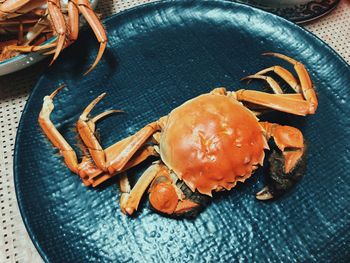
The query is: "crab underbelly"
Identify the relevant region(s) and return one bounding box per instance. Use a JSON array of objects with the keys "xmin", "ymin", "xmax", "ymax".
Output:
[{"xmin": 160, "ymin": 94, "xmax": 267, "ymax": 196}]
